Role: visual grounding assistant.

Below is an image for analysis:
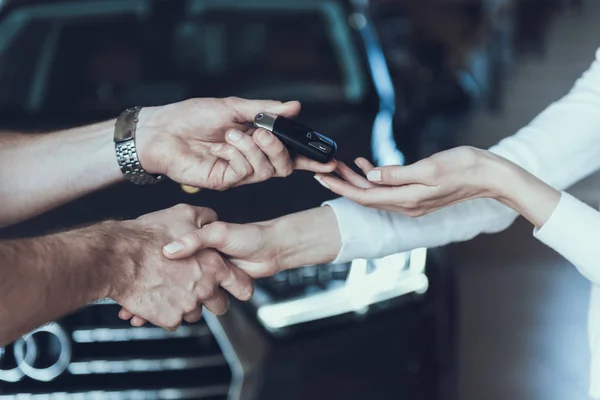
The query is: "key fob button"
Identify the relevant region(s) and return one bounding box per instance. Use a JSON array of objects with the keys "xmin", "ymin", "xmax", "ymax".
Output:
[{"xmin": 308, "ymin": 141, "xmax": 332, "ymax": 153}]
